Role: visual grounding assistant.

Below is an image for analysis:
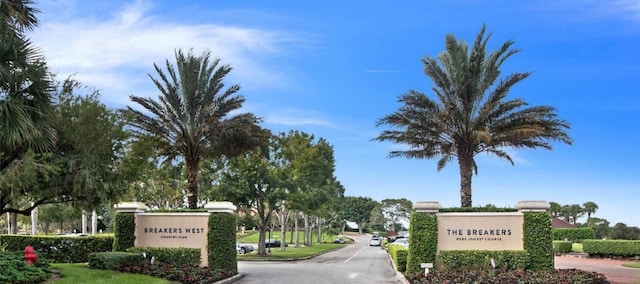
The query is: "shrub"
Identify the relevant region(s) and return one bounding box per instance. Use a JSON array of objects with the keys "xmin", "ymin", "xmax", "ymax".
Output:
[
  {"xmin": 113, "ymin": 212, "xmax": 135, "ymax": 251},
  {"xmin": 523, "ymin": 212, "xmax": 553, "ymax": 270},
  {"xmin": 126, "ymin": 247, "xmax": 200, "ymax": 267},
  {"xmin": 552, "ymin": 241, "xmax": 573, "ymax": 254},
  {"xmin": 553, "ymin": 228, "xmax": 595, "ymax": 242},
  {"xmin": 0, "ymin": 251, "xmax": 51, "ymax": 284},
  {"xmin": 0, "ymin": 235, "xmax": 114, "ymax": 263},
  {"xmin": 207, "ymin": 213, "xmax": 237, "ymax": 273},
  {"xmin": 88, "ymin": 251, "xmax": 141, "ymax": 270},
  {"xmin": 387, "ymin": 244, "xmax": 408, "ymax": 272},
  {"xmin": 406, "ymin": 212, "xmax": 437, "ymax": 274},
  {"xmin": 439, "ymin": 250, "xmax": 529, "ymax": 271},
  {"xmin": 115, "ymin": 262, "xmax": 233, "ymax": 284},
  {"xmin": 403, "ymin": 268, "xmax": 608, "ymax": 284},
  {"xmin": 583, "ymin": 240, "xmax": 640, "ymax": 257}
]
